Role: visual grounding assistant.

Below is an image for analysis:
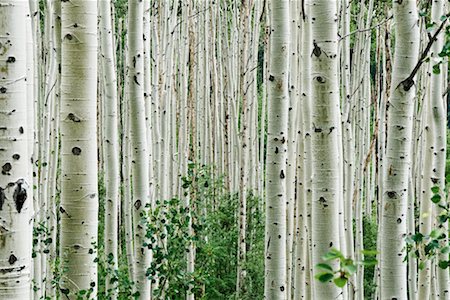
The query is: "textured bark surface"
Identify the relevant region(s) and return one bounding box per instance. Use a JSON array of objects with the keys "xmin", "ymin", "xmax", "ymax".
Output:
[
  {"xmin": 127, "ymin": 0, "xmax": 151, "ymax": 298},
  {"xmin": 0, "ymin": 1, "xmax": 32, "ymax": 298},
  {"xmin": 100, "ymin": 0, "xmax": 119, "ymax": 298},
  {"xmin": 59, "ymin": 0, "xmax": 99, "ymax": 297},
  {"xmin": 380, "ymin": 1, "xmax": 419, "ymax": 298},
  {"xmin": 264, "ymin": 0, "xmax": 289, "ymax": 299},
  {"xmin": 310, "ymin": 0, "xmax": 342, "ymax": 298}
]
